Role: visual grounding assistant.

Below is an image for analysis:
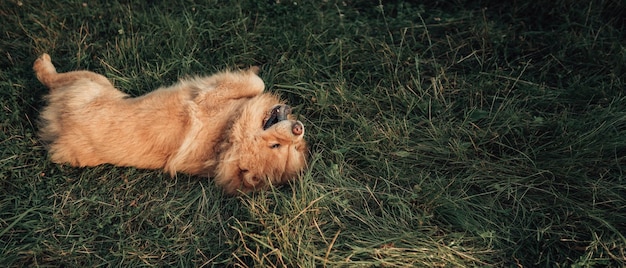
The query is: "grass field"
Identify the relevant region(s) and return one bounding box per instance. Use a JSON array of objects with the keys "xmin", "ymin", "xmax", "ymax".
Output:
[{"xmin": 1, "ymin": 0, "xmax": 625, "ymax": 266}]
